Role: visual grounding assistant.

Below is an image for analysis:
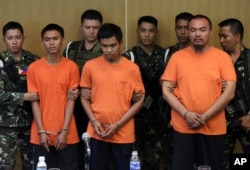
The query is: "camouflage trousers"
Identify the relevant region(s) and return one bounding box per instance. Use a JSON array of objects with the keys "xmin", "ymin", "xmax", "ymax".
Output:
[
  {"xmin": 224, "ymin": 123, "xmax": 250, "ymax": 170},
  {"xmin": 0, "ymin": 126, "xmax": 33, "ymax": 170},
  {"xmin": 134, "ymin": 118, "xmax": 170, "ymax": 170}
]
